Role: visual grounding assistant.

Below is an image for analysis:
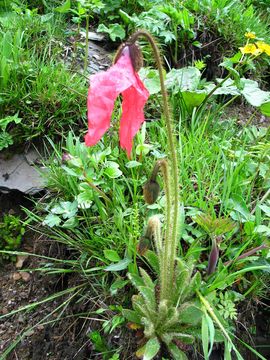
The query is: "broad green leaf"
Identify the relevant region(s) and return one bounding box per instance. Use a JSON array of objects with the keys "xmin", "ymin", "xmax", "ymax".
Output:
[
  {"xmin": 166, "ymin": 67, "xmax": 201, "ymax": 93},
  {"xmin": 103, "ymin": 249, "xmax": 121, "ymax": 262},
  {"xmin": 136, "ymin": 143, "xmax": 152, "ymax": 155},
  {"xmin": 240, "ymin": 79, "xmax": 270, "ymax": 107},
  {"xmin": 108, "ymin": 23, "xmax": 125, "ymax": 41},
  {"xmin": 97, "ymin": 23, "xmax": 125, "ymax": 41},
  {"xmin": 182, "ymin": 90, "xmax": 207, "ymax": 110},
  {"xmin": 55, "ymin": 0, "xmax": 71, "ymax": 13},
  {"xmin": 205, "ymin": 79, "xmax": 240, "ymax": 96},
  {"xmin": 104, "ymin": 166, "xmax": 122, "ymax": 178},
  {"xmin": 180, "ymin": 302, "xmax": 202, "ymax": 325},
  {"xmin": 143, "ymin": 337, "xmax": 160, "ymax": 360},
  {"xmin": 104, "ymin": 258, "xmax": 132, "ymax": 271},
  {"xmin": 139, "ymin": 68, "xmax": 161, "ymax": 95},
  {"xmin": 125, "ymin": 160, "xmax": 142, "ymax": 168},
  {"xmin": 260, "ymin": 101, "xmax": 270, "ymax": 116}
]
